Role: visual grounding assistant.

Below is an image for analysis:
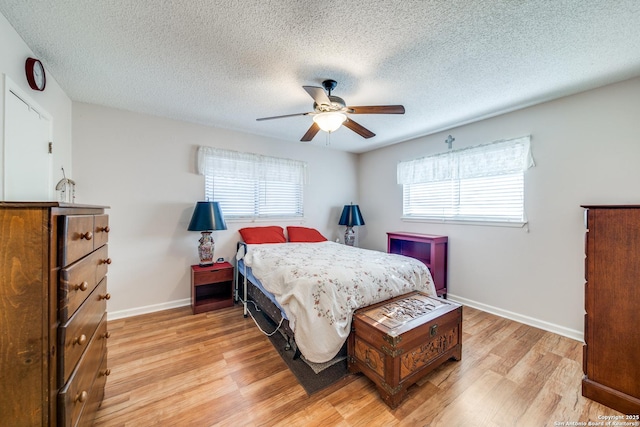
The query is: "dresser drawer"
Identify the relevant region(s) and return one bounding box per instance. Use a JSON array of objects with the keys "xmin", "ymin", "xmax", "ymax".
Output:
[
  {"xmin": 58, "ymin": 314, "xmax": 109, "ymax": 427},
  {"xmin": 193, "ymin": 267, "xmax": 233, "ymax": 285},
  {"xmin": 61, "ymin": 215, "xmax": 97, "ymax": 266},
  {"xmin": 93, "ymin": 214, "xmax": 110, "ymax": 249},
  {"xmin": 59, "ymin": 245, "xmax": 109, "ymax": 322},
  {"xmin": 77, "ymin": 354, "xmax": 109, "ymax": 427},
  {"xmin": 59, "ymin": 278, "xmax": 108, "ymax": 385}
]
